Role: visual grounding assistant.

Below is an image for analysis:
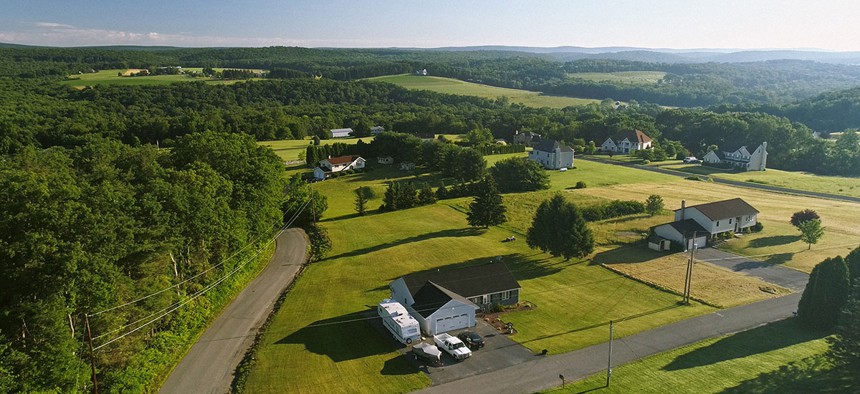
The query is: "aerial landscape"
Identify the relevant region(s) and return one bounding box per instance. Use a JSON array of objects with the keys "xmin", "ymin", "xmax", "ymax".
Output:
[{"xmin": 3, "ymin": 1, "xmax": 860, "ymax": 393}]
